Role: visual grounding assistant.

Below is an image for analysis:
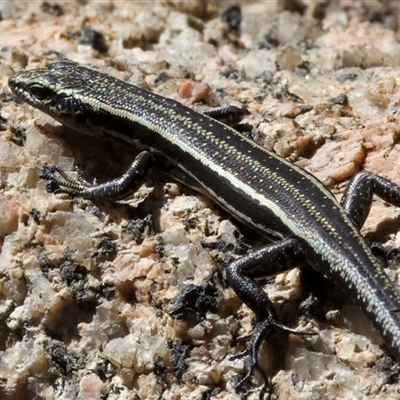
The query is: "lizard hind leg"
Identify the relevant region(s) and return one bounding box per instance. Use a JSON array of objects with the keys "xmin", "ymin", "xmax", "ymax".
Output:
[{"xmin": 226, "ymin": 238, "xmax": 315, "ymax": 398}]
